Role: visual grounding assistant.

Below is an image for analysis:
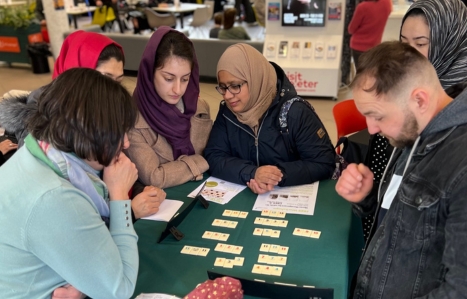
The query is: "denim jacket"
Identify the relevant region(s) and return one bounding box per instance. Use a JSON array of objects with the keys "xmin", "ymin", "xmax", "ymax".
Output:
[{"xmin": 353, "ymin": 89, "xmax": 467, "ymax": 299}]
